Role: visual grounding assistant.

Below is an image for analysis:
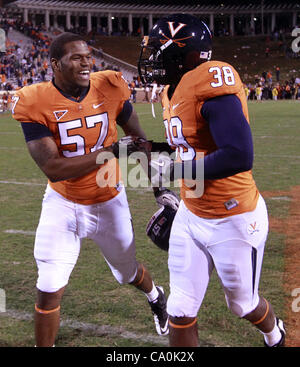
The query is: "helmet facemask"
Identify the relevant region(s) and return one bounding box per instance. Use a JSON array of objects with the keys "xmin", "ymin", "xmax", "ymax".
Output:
[
  {"xmin": 139, "ymin": 36, "xmax": 167, "ymax": 85},
  {"xmin": 139, "ymin": 36, "xmax": 187, "ymax": 86}
]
